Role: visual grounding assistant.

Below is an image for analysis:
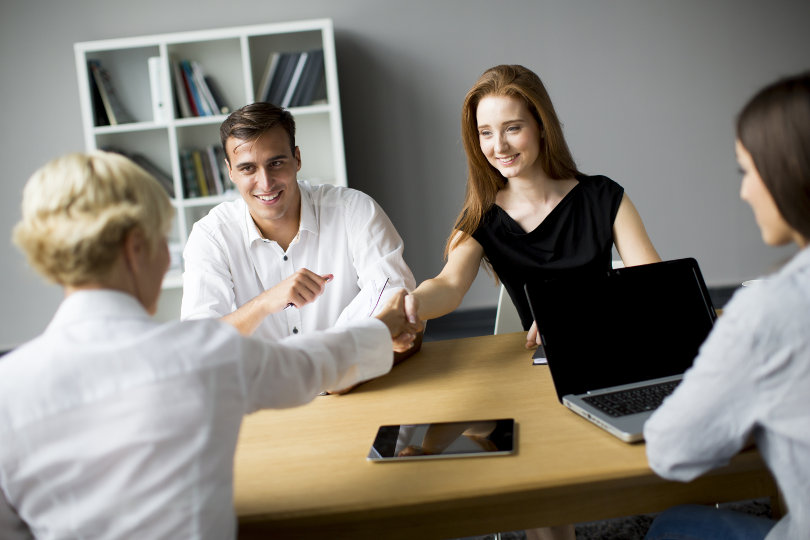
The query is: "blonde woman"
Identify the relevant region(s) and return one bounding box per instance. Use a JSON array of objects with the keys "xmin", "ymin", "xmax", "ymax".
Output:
[{"xmin": 0, "ymin": 151, "xmax": 417, "ymax": 539}]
